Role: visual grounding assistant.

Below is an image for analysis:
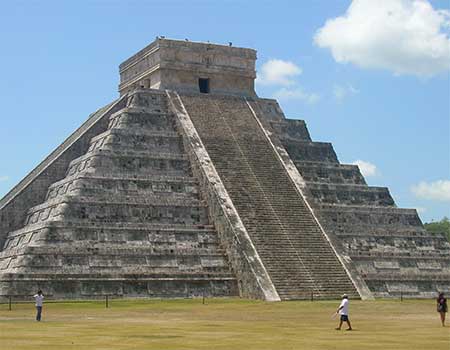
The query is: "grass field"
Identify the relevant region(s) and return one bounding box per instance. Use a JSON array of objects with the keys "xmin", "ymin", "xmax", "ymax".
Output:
[{"xmin": 0, "ymin": 298, "xmax": 448, "ymax": 350}]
